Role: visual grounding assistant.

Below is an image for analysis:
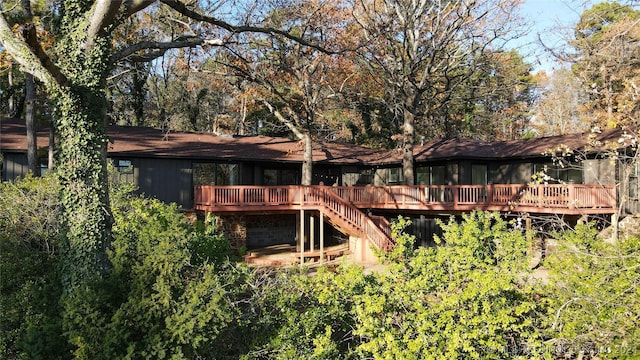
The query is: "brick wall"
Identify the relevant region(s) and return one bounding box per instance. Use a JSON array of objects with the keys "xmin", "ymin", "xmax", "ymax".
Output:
[{"xmin": 216, "ymin": 215, "xmax": 247, "ymax": 249}]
